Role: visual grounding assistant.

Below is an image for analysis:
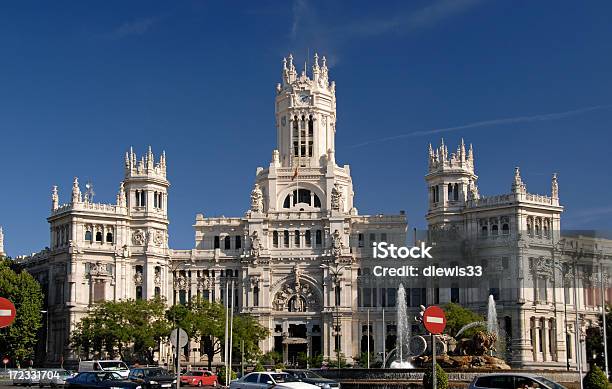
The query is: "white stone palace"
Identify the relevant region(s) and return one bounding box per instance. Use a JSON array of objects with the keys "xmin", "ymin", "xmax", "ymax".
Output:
[{"xmin": 15, "ymin": 54, "xmax": 612, "ymax": 370}]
